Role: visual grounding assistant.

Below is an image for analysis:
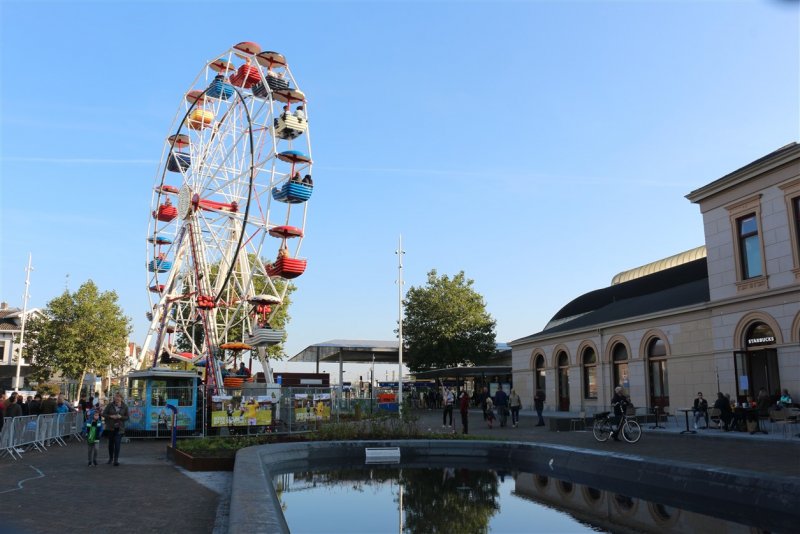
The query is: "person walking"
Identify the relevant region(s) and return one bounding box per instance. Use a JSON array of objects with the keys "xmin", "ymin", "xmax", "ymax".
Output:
[
  {"xmin": 534, "ymin": 389, "xmax": 546, "ymax": 426},
  {"xmin": 485, "ymin": 397, "xmax": 495, "ymax": 429},
  {"xmin": 480, "ymin": 387, "xmax": 490, "ymax": 421},
  {"xmin": 85, "ymin": 410, "xmax": 104, "ymax": 467},
  {"xmin": 713, "ymin": 392, "xmax": 734, "ymax": 431},
  {"xmin": 442, "ymin": 387, "xmax": 455, "ymax": 428},
  {"xmin": 103, "ymin": 393, "xmax": 129, "ymax": 466},
  {"xmin": 495, "ymin": 388, "xmax": 509, "ymax": 427},
  {"xmin": 459, "ymin": 390, "xmax": 470, "ymax": 435},
  {"xmin": 509, "ymin": 389, "xmax": 522, "ymax": 428}
]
